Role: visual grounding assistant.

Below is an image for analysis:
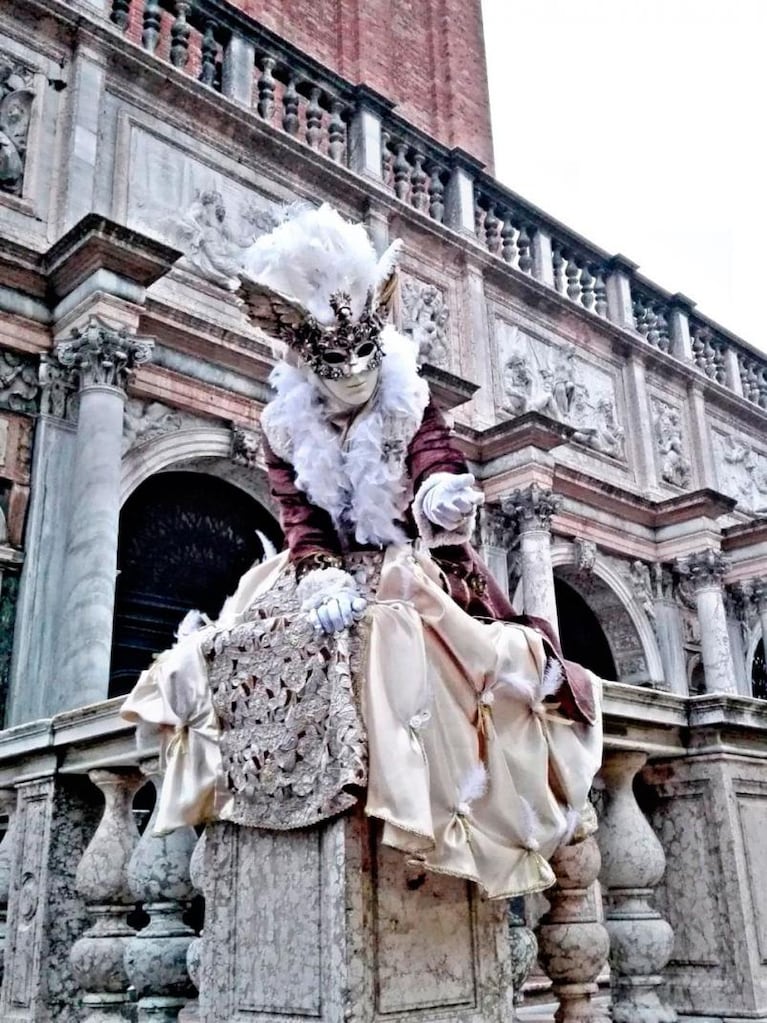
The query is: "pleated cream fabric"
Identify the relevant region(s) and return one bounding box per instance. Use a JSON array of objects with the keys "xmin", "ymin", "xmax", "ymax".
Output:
[{"xmin": 121, "ymin": 545, "xmax": 602, "ymax": 899}]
